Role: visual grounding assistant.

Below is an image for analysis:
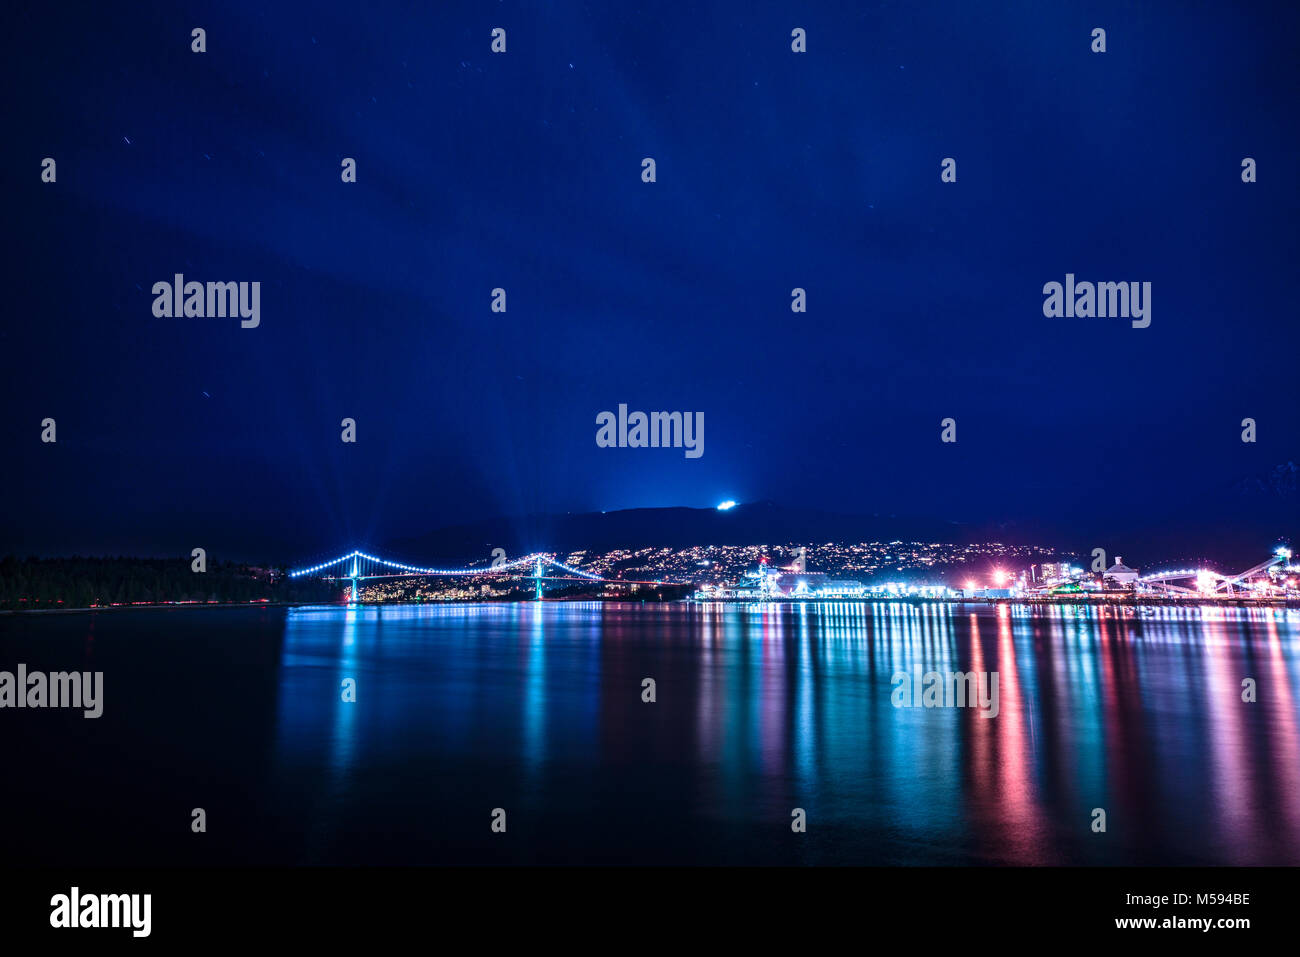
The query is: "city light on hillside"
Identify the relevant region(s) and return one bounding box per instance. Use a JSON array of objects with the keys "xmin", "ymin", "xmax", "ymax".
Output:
[{"xmin": 270, "ymin": 542, "xmax": 1299, "ymax": 605}]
